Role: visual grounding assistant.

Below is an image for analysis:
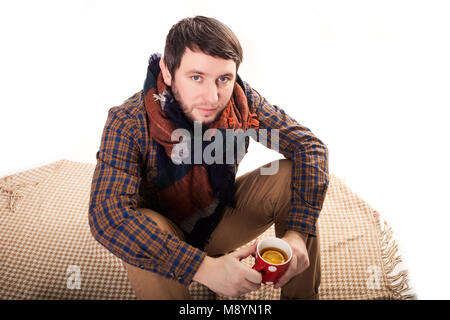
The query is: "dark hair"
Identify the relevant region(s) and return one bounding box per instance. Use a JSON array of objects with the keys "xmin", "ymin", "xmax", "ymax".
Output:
[{"xmin": 163, "ymin": 16, "xmax": 243, "ymax": 77}]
